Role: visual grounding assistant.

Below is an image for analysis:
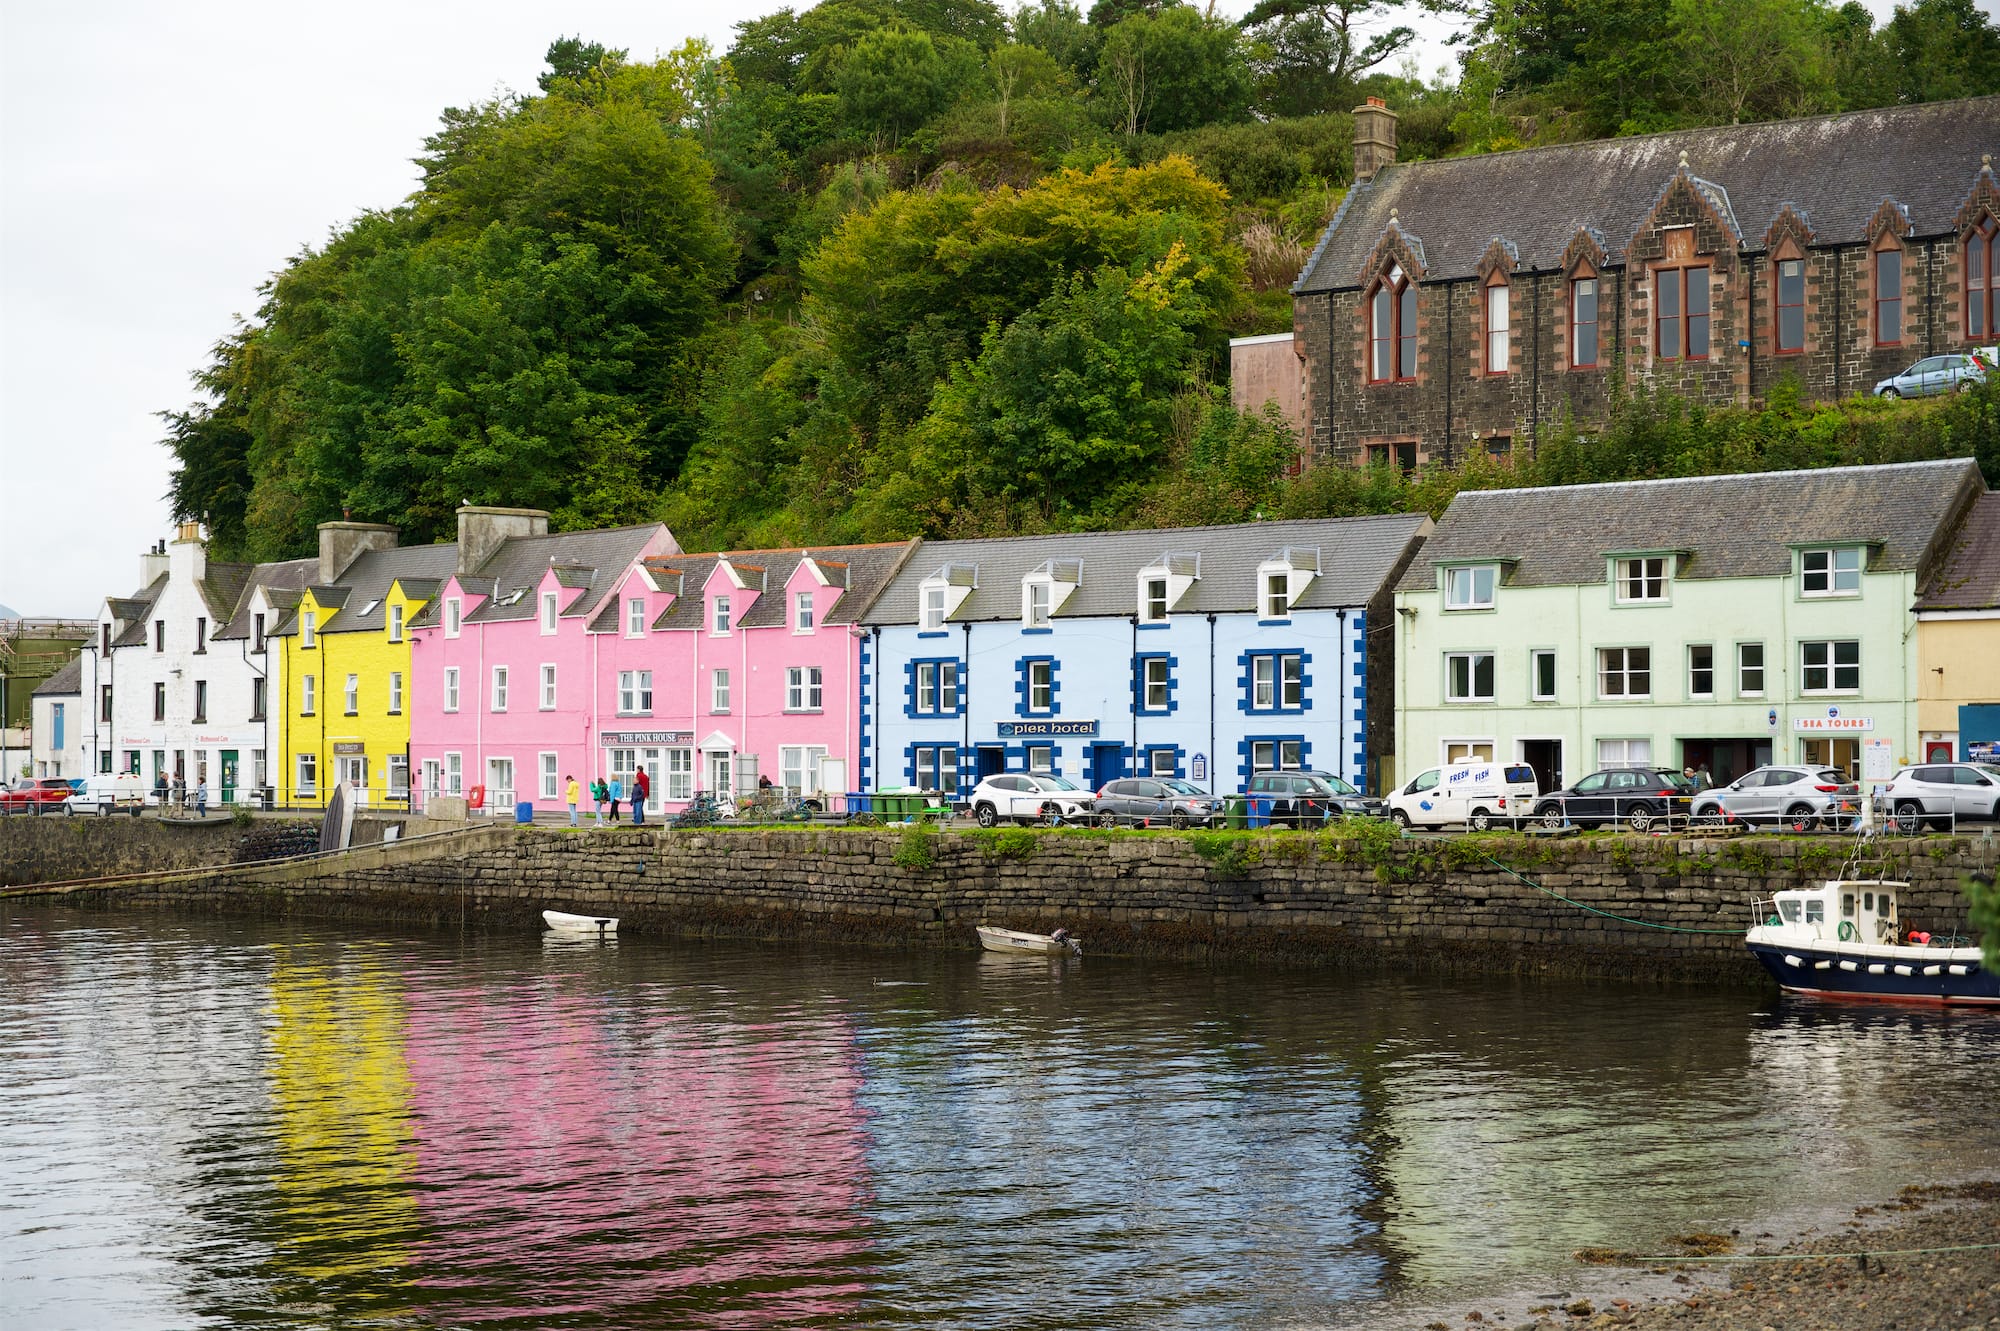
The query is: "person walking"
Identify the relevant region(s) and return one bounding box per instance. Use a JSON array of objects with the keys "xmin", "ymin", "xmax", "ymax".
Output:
[
  {"xmin": 592, "ymin": 777, "xmax": 607, "ymax": 826},
  {"xmin": 565, "ymin": 775, "xmax": 581, "ymax": 828},
  {"xmin": 608, "ymin": 775, "xmax": 623, "ymax": 823},
  {"xmin": 633, "ymin": 767, "xmax": 650, "ymax": 826},
  {"xmin": 154, "ymin": 770, "xmax": 168, "ymax": 808},
  {"xmin": 194, "ymin": 780, "xmax": 208, "ymax": 817}
]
